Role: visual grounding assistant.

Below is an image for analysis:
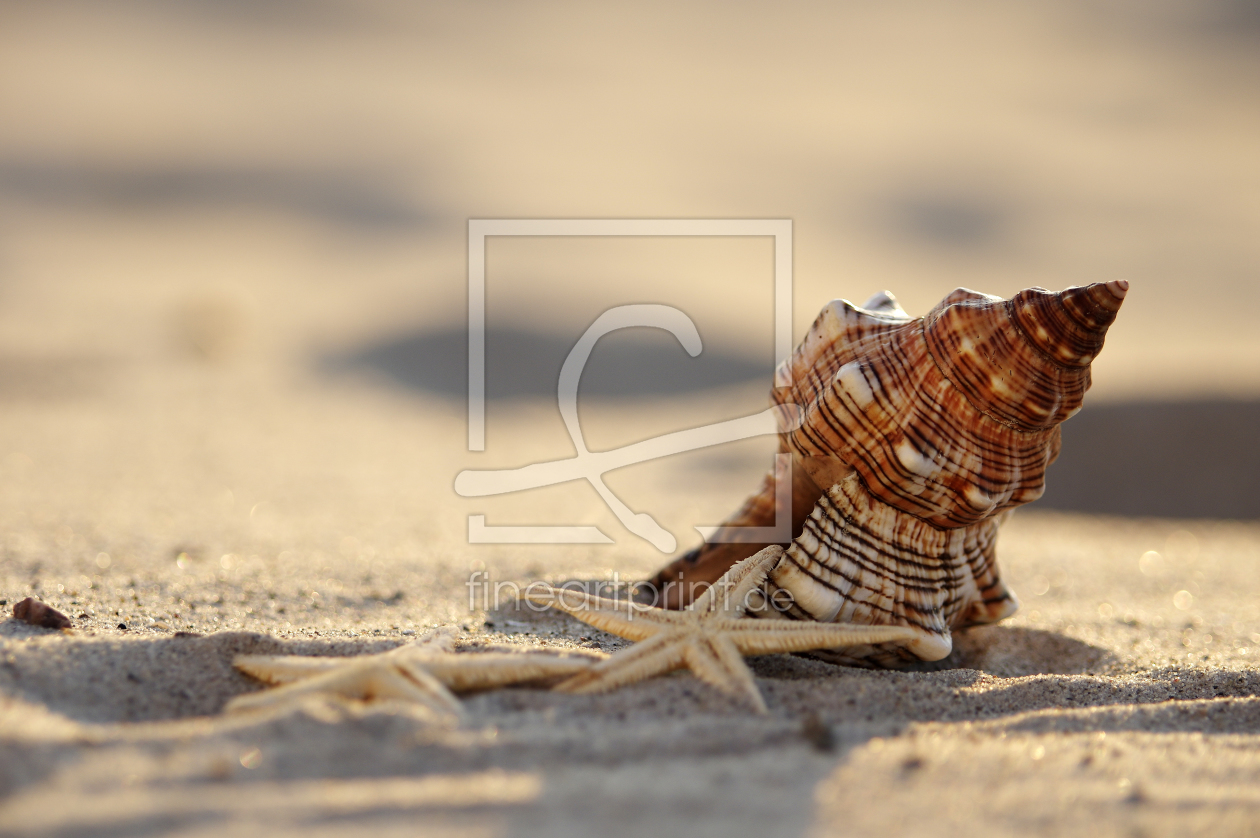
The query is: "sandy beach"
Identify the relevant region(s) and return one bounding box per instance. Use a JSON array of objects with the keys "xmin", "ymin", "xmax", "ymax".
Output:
[{"xmin": 2, "ymin": 2, "xmax": 1260, "ymax": 835}]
